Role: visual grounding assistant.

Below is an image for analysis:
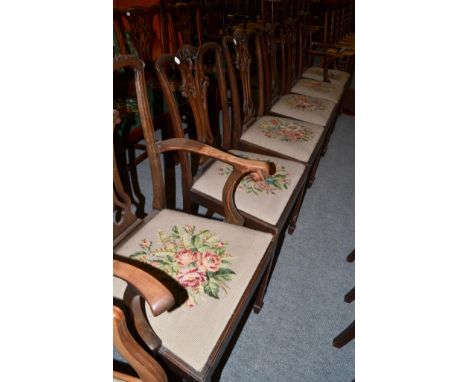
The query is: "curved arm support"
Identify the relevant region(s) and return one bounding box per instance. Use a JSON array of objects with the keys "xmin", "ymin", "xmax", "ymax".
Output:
[
  {"xmin": 113, "ymin": 259, "xmax": 175, "ymax": 317},
  {"xmin": 113, "ymin": 305, "xmax": 168, "ymax": 382},
  {"xmin": 156, "ymin": 138, "xmax": 275, "ymax": 225}
]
